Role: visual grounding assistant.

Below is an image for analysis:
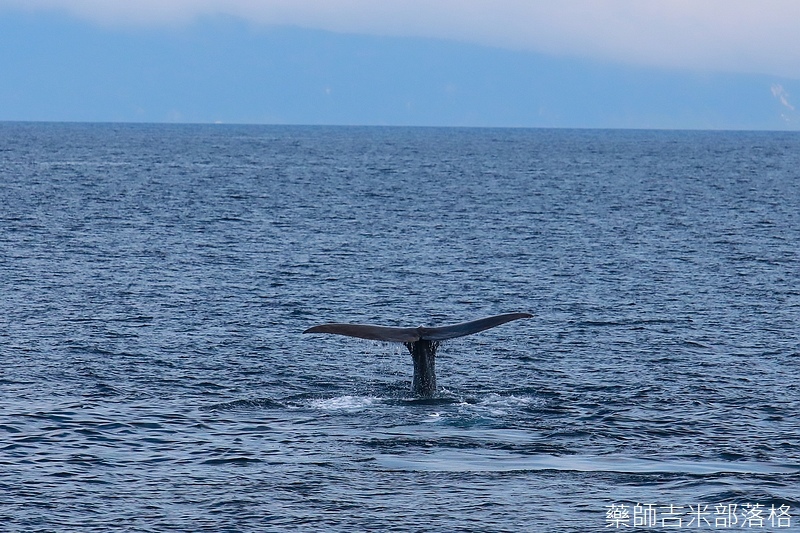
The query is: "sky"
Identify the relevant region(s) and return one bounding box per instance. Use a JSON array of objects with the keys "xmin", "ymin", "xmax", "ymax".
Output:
[{"xmin": 1, "ymin": 0, "xmax": 799, "ymax": 129}]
